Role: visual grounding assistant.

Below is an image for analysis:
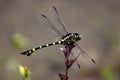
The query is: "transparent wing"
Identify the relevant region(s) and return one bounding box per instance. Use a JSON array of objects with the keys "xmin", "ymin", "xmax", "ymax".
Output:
[
  {"xmin": 76, "ymin": 44, "xmax": 95, "ymax": 64},
  {"xmin": 49, "ymin": 6, "xmax": 69, "ymax": 36},
  {"xmin": 39, "ymin": 14, "xmax": 63, "ymax": 41},
  {"xmin": 39, "ymin": 6, "xmax": 69, "ymax": 41},
  {"xmin": 71, "ymin": 43, "xmax": 95, "ymax": 69}
]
